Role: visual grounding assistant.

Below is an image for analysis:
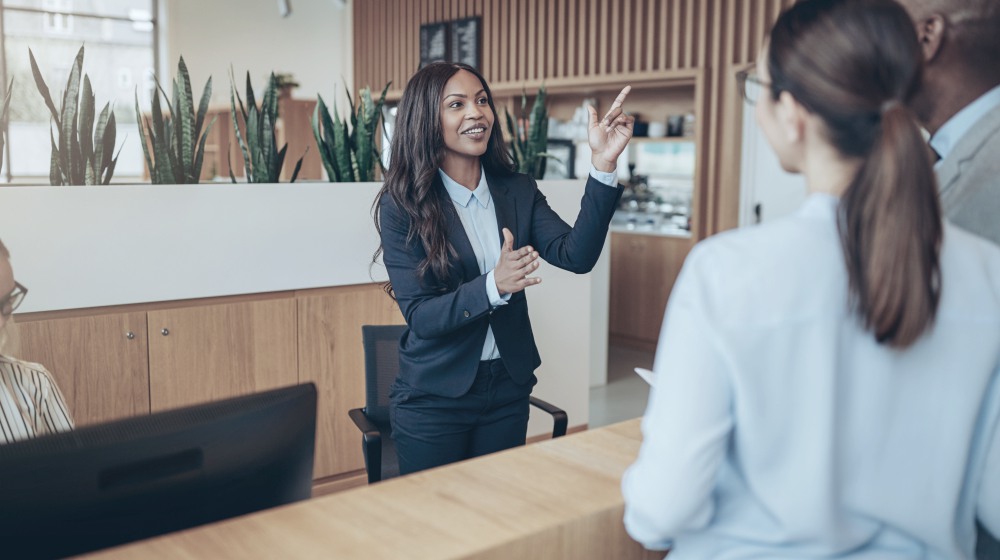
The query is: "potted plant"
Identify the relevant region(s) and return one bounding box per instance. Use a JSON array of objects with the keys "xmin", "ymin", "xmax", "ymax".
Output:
[
  {"xmin": 229, "ymin": 71, "xmax": 305, "ymax": 183},
  {"xmin": 136, "ymin": 56, "xmax": 215, "ymax": 184},
  {"xmin": 505, "ymin": 85, "xmax": 553, "ymax": 180},
  {"xmin": 312, "ymin": 83, "xmax": 390, "ymax": 182},
  {"xmin": 29, "ymin": 45, "xmax": 122, "ymax": 185}
]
